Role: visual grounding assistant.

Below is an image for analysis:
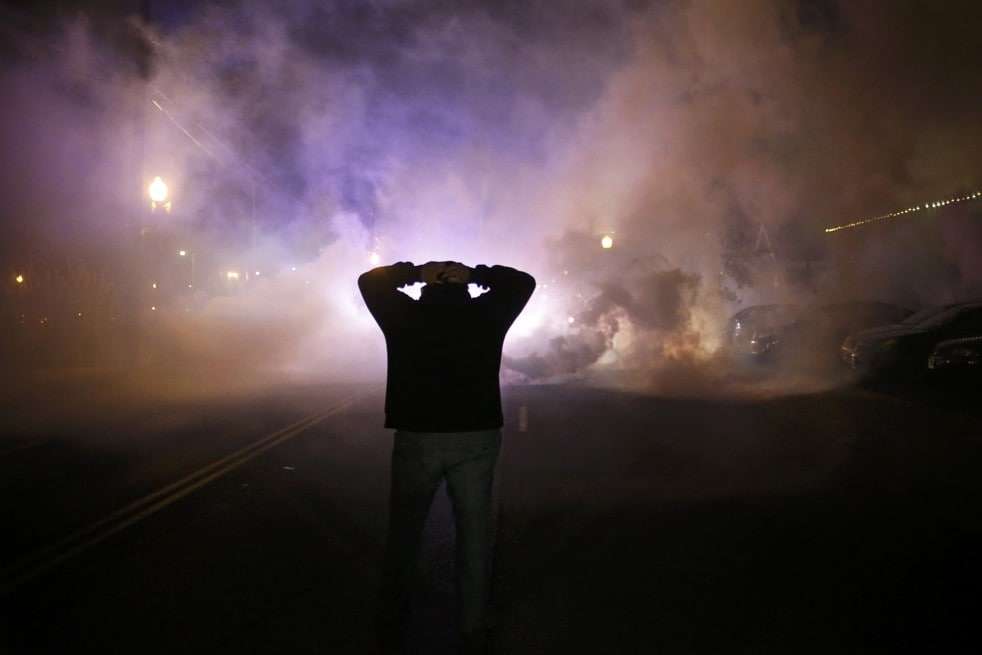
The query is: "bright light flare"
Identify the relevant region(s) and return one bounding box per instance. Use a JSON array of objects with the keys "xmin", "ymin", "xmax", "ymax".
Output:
[
  {"xmin": 148, "ymin": 176, "xmax": 169, "ymax": 203},
  {"xmin": 369, "ymin": 252, "xmax": 381, "ymax": 266},
  {"xmin": 601, "ymin": 234, "xmax": 614, "ymax": 249},
  {"xmin": 226, "ymin": 271, "xmax": 240, "ymax": 280},
  {"xmin": 15, "ymin": 274, "xmax": 24, "ymax": 284},
  {"xmin": 178, "ymin": 250, "xmax": 187, "ymax": 257}
]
